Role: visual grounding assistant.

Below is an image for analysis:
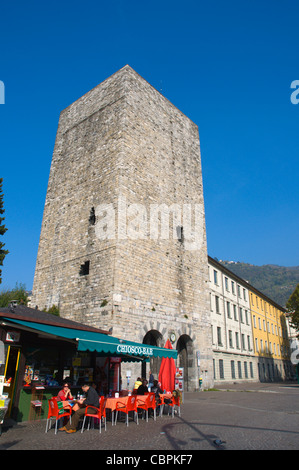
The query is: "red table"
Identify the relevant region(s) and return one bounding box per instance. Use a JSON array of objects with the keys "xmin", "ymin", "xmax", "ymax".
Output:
[
  {"xmin": 159, "ymin": 393, "xmax": 173, "ymax": 416},
  {"xmin": 105, "ymin": 395, "xmax": 147, "ymax": 425}
]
